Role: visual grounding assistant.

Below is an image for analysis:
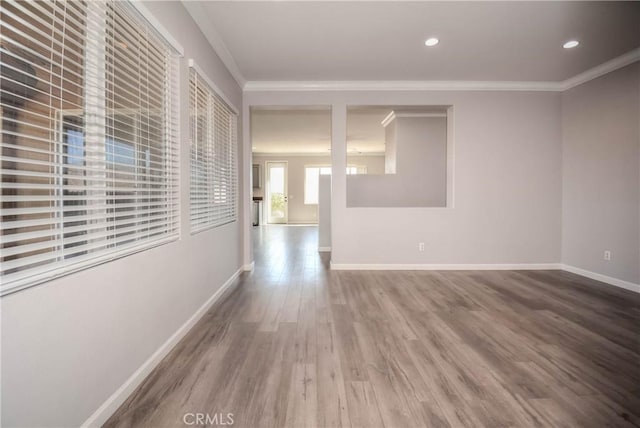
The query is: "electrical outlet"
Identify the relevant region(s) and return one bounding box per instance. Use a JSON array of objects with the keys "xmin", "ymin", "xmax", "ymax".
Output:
[
  {"xmin": 604, "ymin": 250, "xmax": 612, "ymax": 261},
  {"xmin": 418, "ymin": 242, "xmax": 425, "ymax": 252}
]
